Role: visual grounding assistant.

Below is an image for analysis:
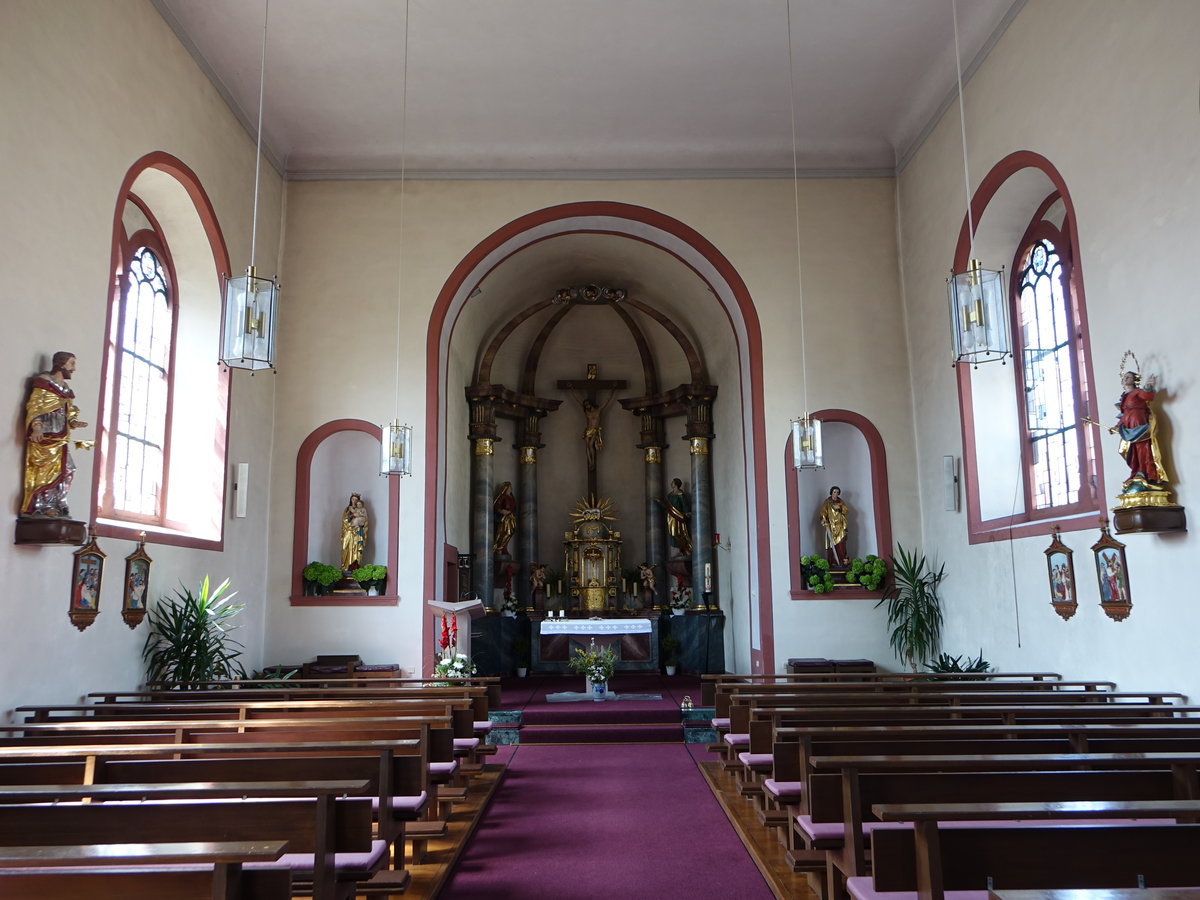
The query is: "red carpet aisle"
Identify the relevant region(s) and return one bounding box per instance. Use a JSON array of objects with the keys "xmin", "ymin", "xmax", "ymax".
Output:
[{"xmin": 440, "ymin": 675, "xmax": 770, "ymax": 899}]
